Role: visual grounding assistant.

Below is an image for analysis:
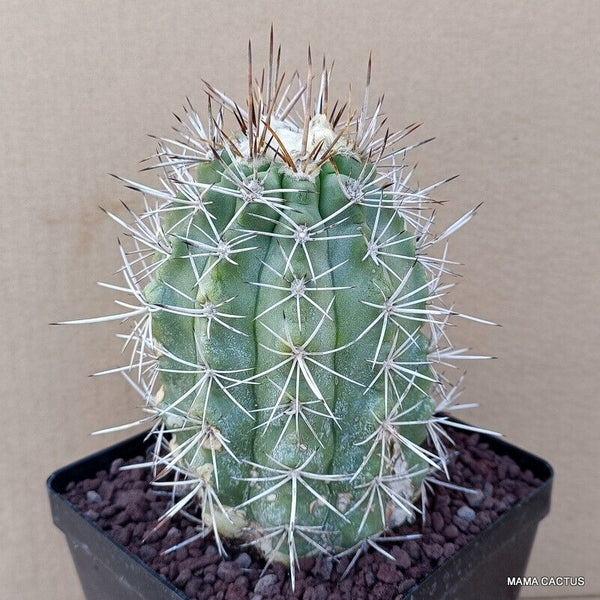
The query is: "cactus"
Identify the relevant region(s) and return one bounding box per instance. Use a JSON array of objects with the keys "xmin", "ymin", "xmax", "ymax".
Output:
[{"xmin": 76, "ymin": 32, "xmax": 490, "ymax": 581}]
